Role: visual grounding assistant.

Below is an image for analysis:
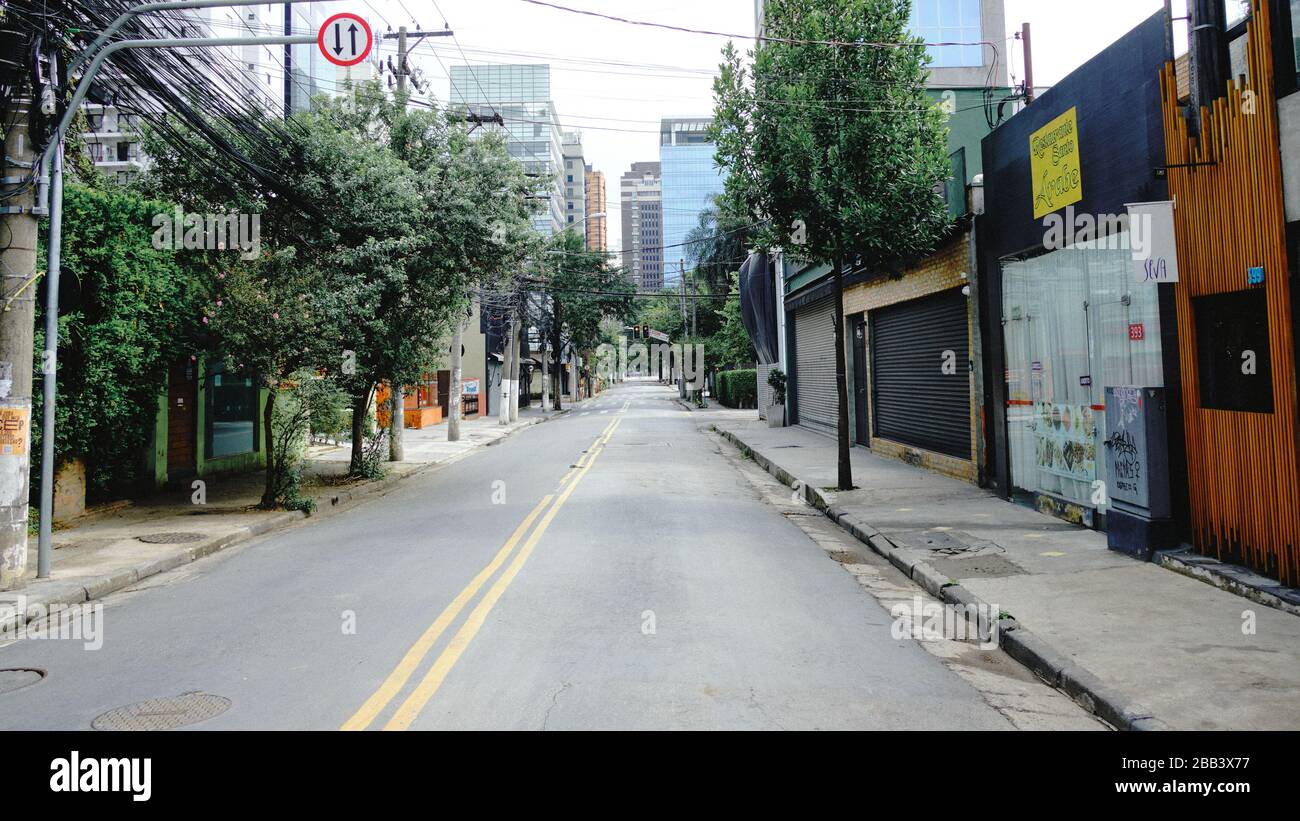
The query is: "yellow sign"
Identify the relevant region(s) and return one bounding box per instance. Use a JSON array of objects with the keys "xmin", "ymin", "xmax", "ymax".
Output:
[
  {"xmin": 0, "ymin": 407, "xmax": 28, "ymax": 457},
  {"xmin": 1030, "ymin": 106, "xmax": 1083, "ymax": 218}
]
